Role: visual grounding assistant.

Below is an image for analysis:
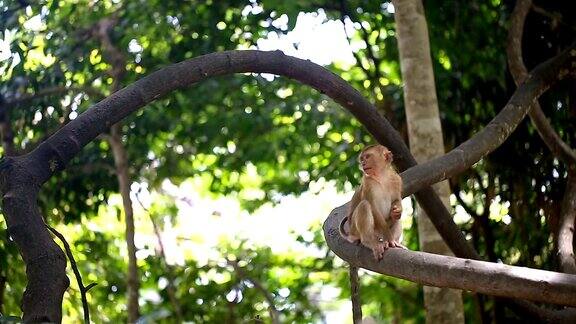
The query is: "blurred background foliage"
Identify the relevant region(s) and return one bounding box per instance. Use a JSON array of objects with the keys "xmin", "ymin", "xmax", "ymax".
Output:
[{"xmin": 0, "ymin": 0, "xmax": 574, "ymax": 322}]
